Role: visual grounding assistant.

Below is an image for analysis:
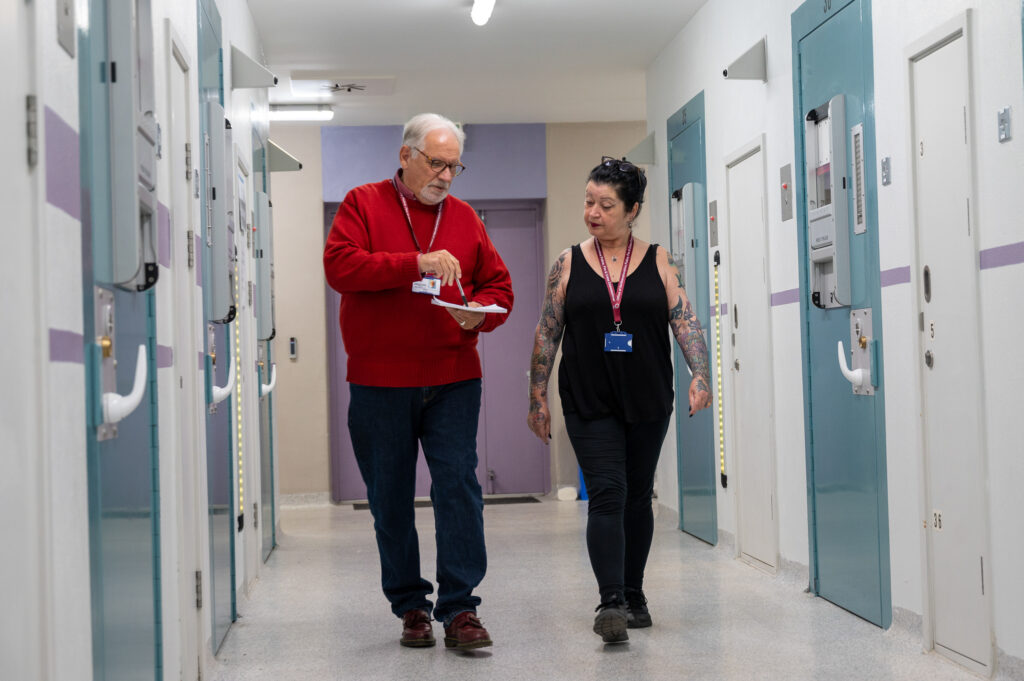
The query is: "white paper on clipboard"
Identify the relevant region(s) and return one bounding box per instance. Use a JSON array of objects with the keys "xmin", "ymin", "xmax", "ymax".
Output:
[{"xmin": 430, "ymin": 298, "xmax": 507, "ymax": 314}]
